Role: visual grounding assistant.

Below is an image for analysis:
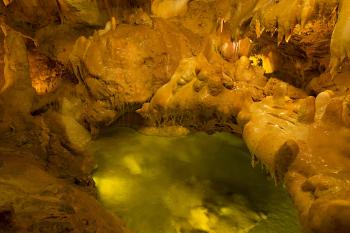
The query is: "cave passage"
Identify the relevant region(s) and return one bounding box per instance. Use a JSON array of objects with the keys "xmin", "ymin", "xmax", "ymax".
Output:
[{"xmin": 89, "ymin": 127, "xmax": 301, "ymax": 233}]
